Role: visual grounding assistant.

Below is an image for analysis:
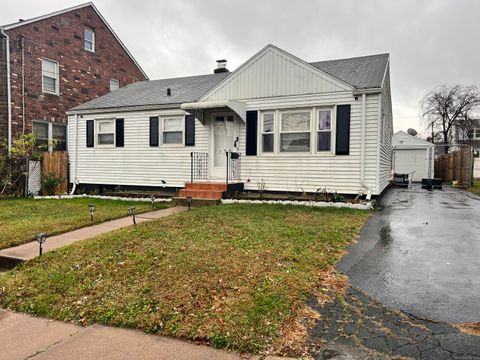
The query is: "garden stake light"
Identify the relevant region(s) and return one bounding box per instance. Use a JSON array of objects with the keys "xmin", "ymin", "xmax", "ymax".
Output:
[
  {"xmin": 88, "ymin": 204, "xmax": 95, "ymax": 222},
  {"xmin": 128, "ymin": 207, "xmax": 136, "ymax": 224},
  {"xmin": 36, "ymin": 233, "xmax": 47, "ymax": 256},
  {"xmin": 150, "ymin": 195, "xmax": 155, "ymax": 209},
  {"xmin": 186, "ymin": 196, "xmax": 192, "ymax": 210}
]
